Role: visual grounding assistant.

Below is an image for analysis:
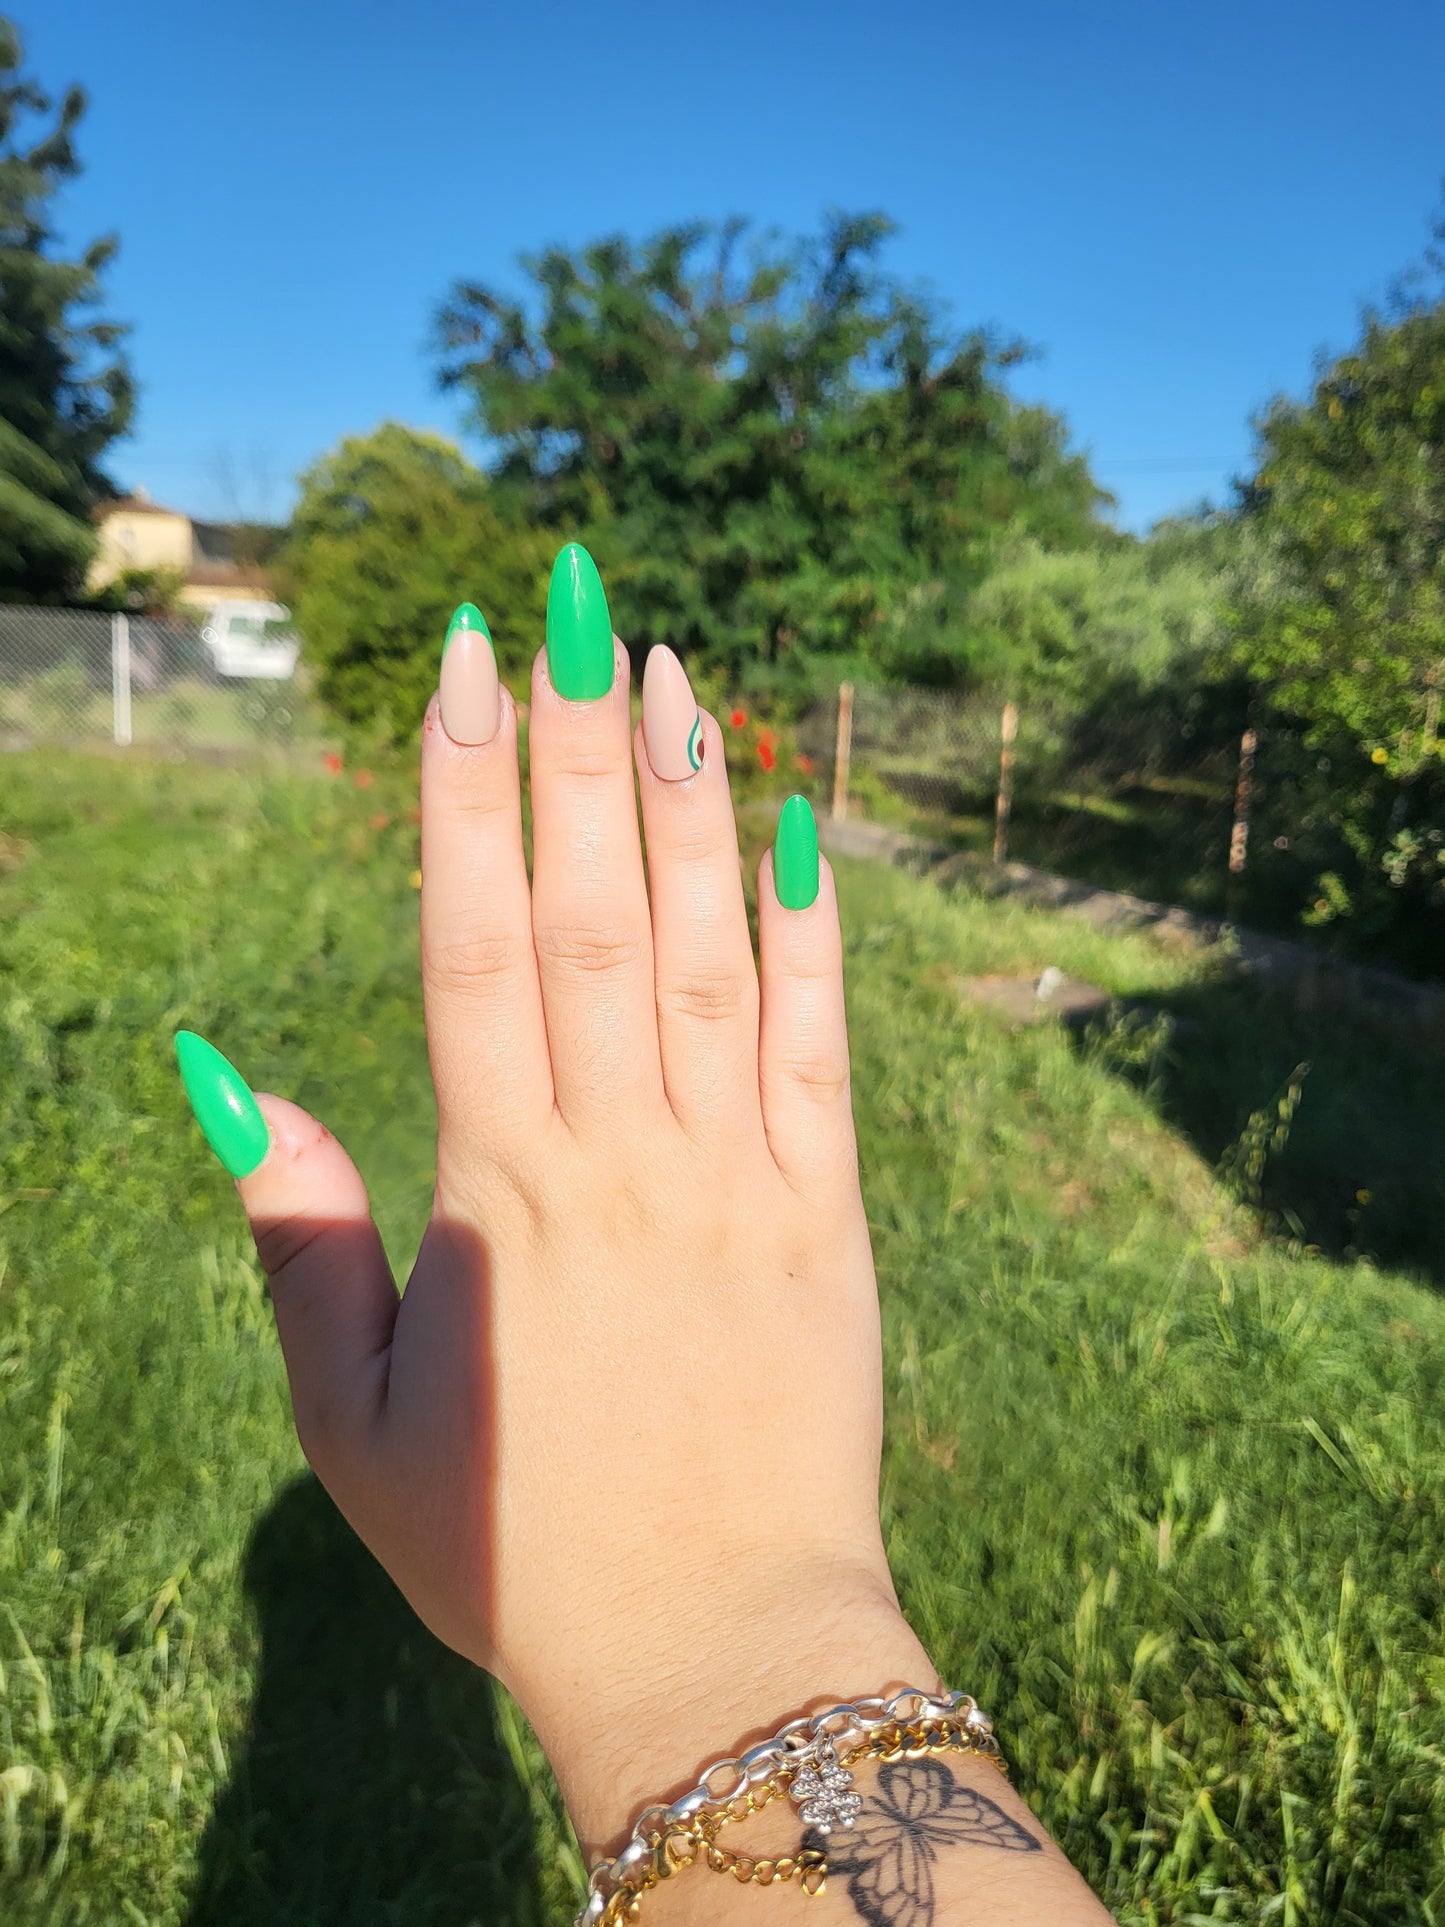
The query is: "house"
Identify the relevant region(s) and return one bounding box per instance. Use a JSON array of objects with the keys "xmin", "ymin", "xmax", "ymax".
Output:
[{"xmin": 87, "ymin": 489, "xmax": 279, "ymax": 612}]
